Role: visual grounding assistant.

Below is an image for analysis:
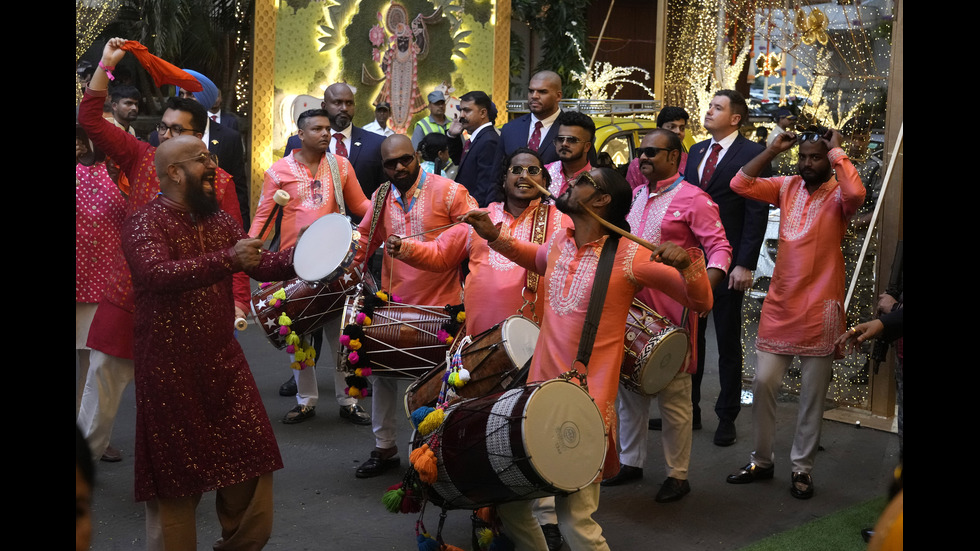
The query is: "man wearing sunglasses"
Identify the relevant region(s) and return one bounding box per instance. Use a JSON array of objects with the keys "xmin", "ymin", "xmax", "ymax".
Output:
[
  {"xmin": 604, "ymin": 130, "xmax": 732, "ymax": 503},
  {"xmin": 348, "ymin": 134, "xmax": 478, "ymax": 478},
  {"xmin": 77, "ymin": 38, "xmax": 248, "ymax": 467},
  {"xmin": 249, "ymin": 109, "xmax": 372, "ymax": 426},
  {"xmin": 544, "ymin": 110, "xmax": 595, "ymax": 197},
  {"xmin": 121, "ymin": 135, "xmax": 297, "ymax": 547},
  {"xmin": 462, "ymin": 167, "xmax": 713, "ymax": 550}
]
